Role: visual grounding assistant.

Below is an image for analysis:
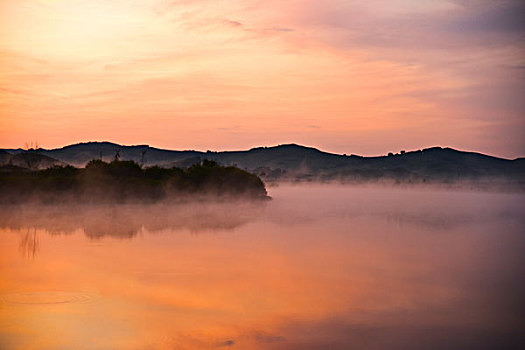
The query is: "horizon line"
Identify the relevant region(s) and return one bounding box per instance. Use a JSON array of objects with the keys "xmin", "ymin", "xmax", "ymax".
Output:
[{"xmin": 2, "ymin": 140, "xmax": 524, "ymax": 161}]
